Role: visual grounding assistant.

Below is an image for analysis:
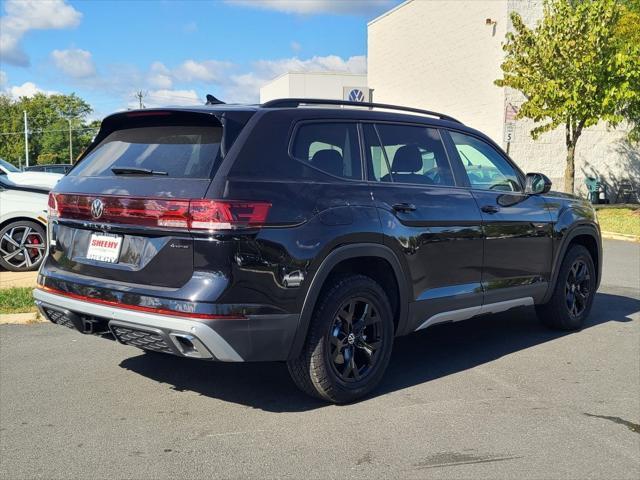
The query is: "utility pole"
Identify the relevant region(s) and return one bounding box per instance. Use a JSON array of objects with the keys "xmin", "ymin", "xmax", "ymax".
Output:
[
  {"xmin": 68, "ymin": 118, "xmax": 73, "ymax": 163},
  {"xmin": 135, "ymin": 90, "xmax": 146, "ymax": 109},
  {"xmin": 23, "ymin": 110, "xmax": 29, "ymax": 168}
]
